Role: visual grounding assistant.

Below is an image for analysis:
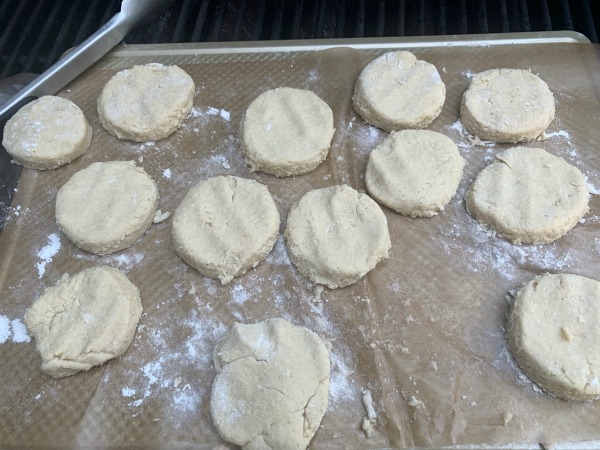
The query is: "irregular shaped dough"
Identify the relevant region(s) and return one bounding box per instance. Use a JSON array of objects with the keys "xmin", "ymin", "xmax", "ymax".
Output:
[
  {"xmin": 56, "ymin": 161, "xmax": 158, "ymax": 255},
  {"xmin": 24, "ymin": 266, "xmax": 142, "ymax": 378},
  {"xmin": 507, "ymin": 273, "xmax": 600, "ymax": 401},
  {"xmin": 285, "ymin": 185, "xmax": 391, "ymax": 289},
  {"xmin": 240, "ymin": 87, "xmax": 335, "ymax": 177},
  {"xmin": 97, "ymin": 63, "xmax": 195, "ymax": 142},
  {"xmin": 365, "ymin": 130, "xmax": 464, "ymax": 217},
  {"xmin": 2, "ymin": 96, "xmax": 91, "ymax": 170},
  {"xmin": 466, "ymin": 147, "xmax": 588, "ymax": 244},
  {"xmin": 211, "ymin": 318, "xmax": 330, "ymax": 449},
  {"xmin": 461, "ymin": 69, "xmax": 555, "ymax": 142},
  {"xmin": 352, "ymin": 51, "xmax": 446, "ymax": 131},
  {"xmin": 172, "ymin": 176, "xmax": 280, "ymax": 284}
]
